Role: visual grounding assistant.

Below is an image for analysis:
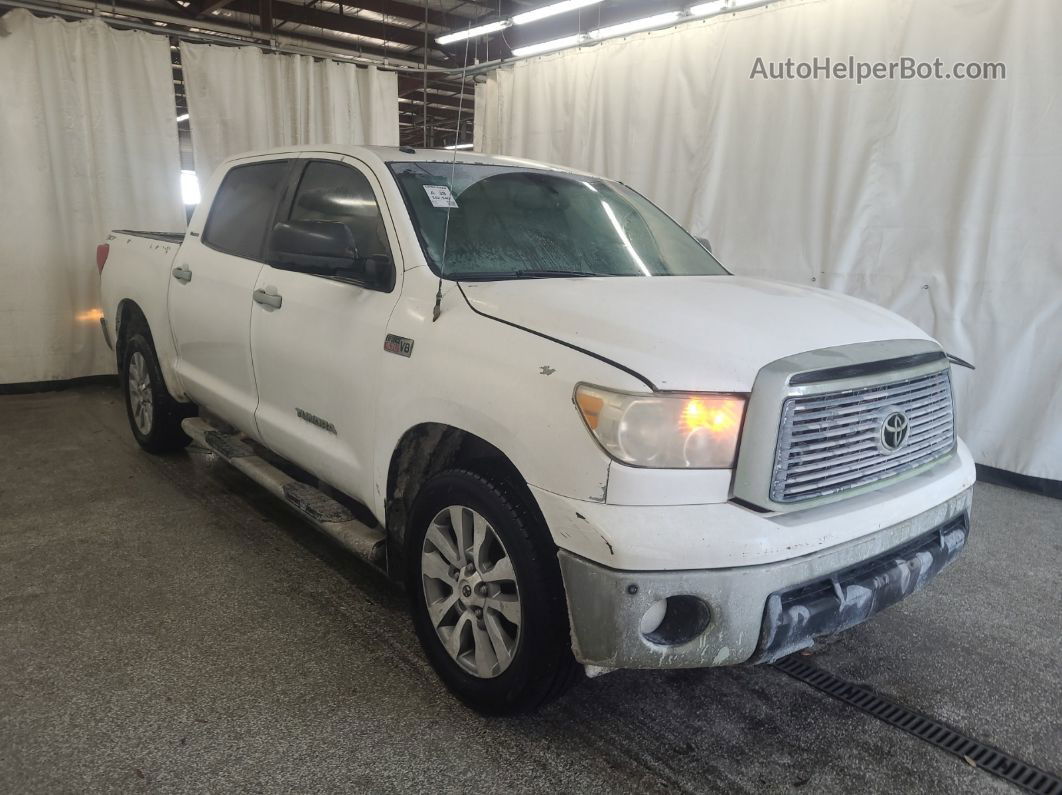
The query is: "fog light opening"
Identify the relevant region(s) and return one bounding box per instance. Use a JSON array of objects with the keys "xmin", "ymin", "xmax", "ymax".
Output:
[{"xmin": 640, "ymin": 595, "xmax": 711, "ymax": 646}]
